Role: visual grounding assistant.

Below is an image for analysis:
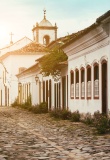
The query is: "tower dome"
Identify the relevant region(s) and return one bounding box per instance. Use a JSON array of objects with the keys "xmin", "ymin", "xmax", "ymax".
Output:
[
  {"xmin": 39, "ymin": 9, "xmax": 52, "ymax": 27},
  {"xmin": 32, "ymin": 9, "xmax": 57, "ymax": 46},
  {"xmin": 39, "ymin": 19, "xmax": 52, "ymax": 27}
]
